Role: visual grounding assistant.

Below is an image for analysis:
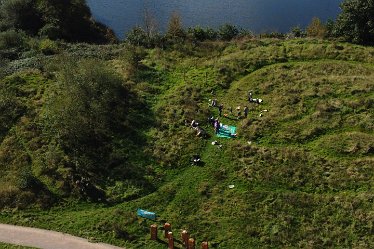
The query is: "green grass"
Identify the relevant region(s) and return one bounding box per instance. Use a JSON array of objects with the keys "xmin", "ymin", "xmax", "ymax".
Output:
[
  {"xmin": 0, "ymin": 243, "xmax": 36, "ymax": 249},
  {"xmin": 1, "ymin": 38, "xmax": 374, "ymax": 248}
]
